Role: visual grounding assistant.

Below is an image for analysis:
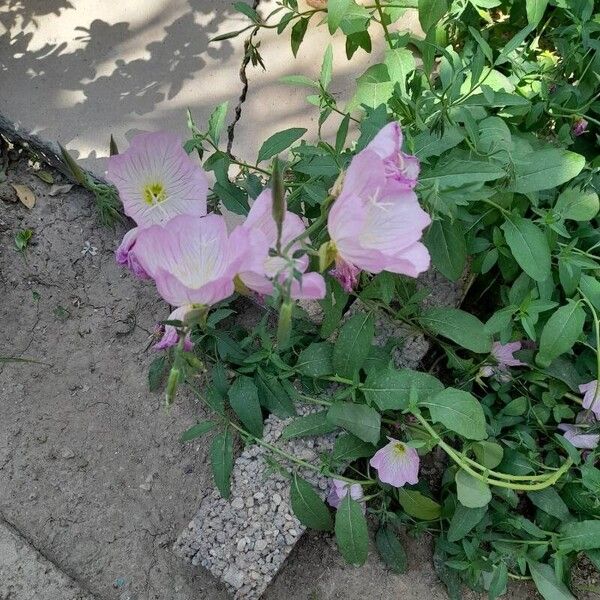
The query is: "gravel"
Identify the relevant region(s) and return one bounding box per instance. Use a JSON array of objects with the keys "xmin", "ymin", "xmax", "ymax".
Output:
[
  {"xmin": 175, "ymin": 268, "xmax": 466, "ymax": 599},
  {"xmin": 174, "ymin": 405, "xmax": 337, "ymax": 600}
]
